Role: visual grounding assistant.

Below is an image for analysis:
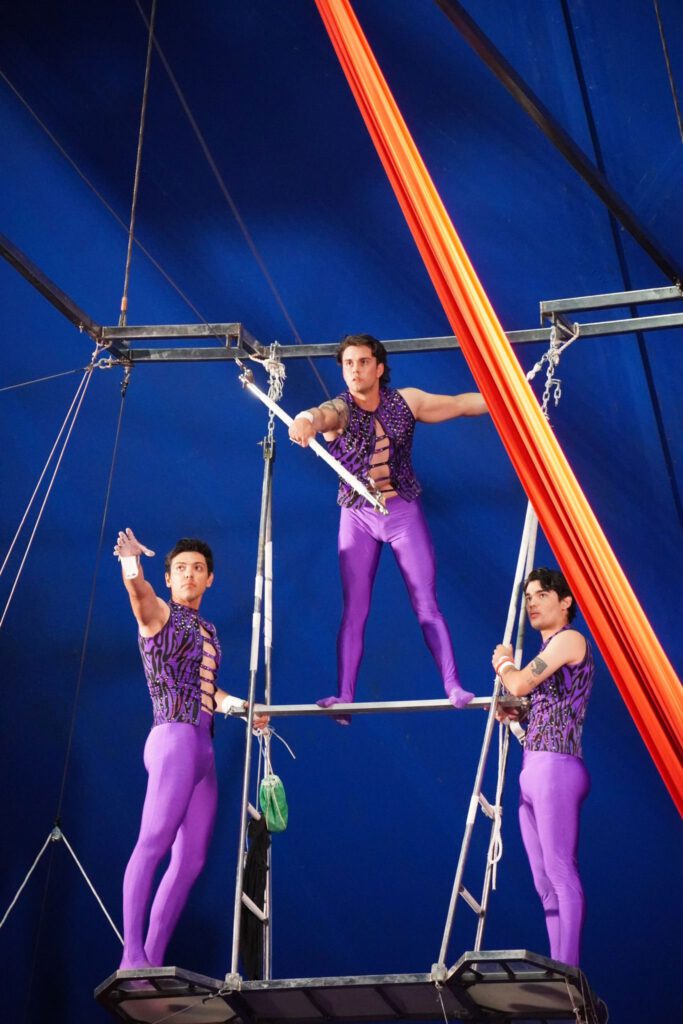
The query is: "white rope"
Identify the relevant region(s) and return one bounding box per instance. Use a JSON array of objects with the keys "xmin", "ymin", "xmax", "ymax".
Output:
[
  {"xmin": 0, "ymin": 366, "xmax": 84, "ymax": 393},
  {"xmin": 0, "ymin": 350, "xmax": 100, "ymax": 629},
  {"xmin": 0, "ymin": 367, "xmax": 90, "ymax": 578},
  {"xmin": 0, "ymin": 832, "xmax": 53, "ymax": 930},
  {"xmin": 59, "ymin": 830, "xmax": 123, "ymax": 943}
]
